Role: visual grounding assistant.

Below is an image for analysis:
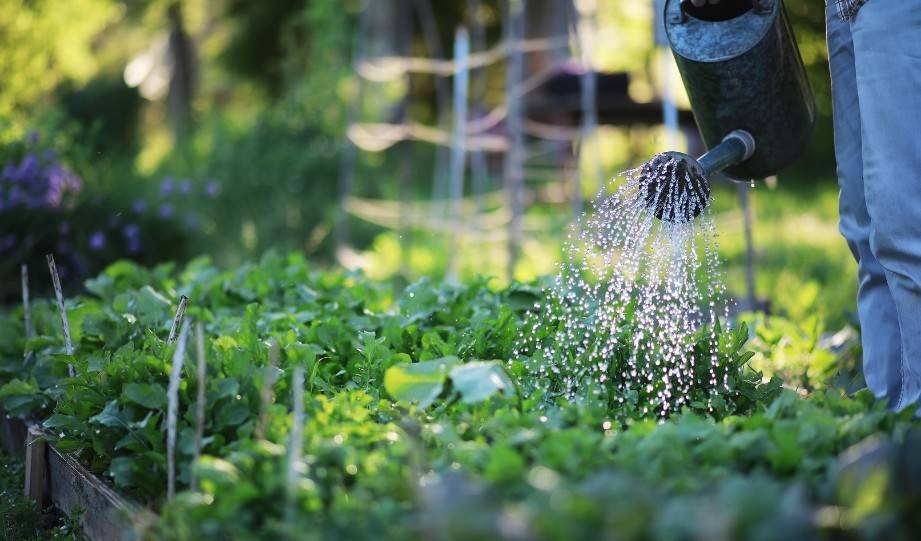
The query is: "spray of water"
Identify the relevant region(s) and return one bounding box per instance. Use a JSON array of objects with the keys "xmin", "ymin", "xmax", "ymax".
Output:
[{"xmin": 513, "ymin": 153, "xmax": 732, "ymax": 418}]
